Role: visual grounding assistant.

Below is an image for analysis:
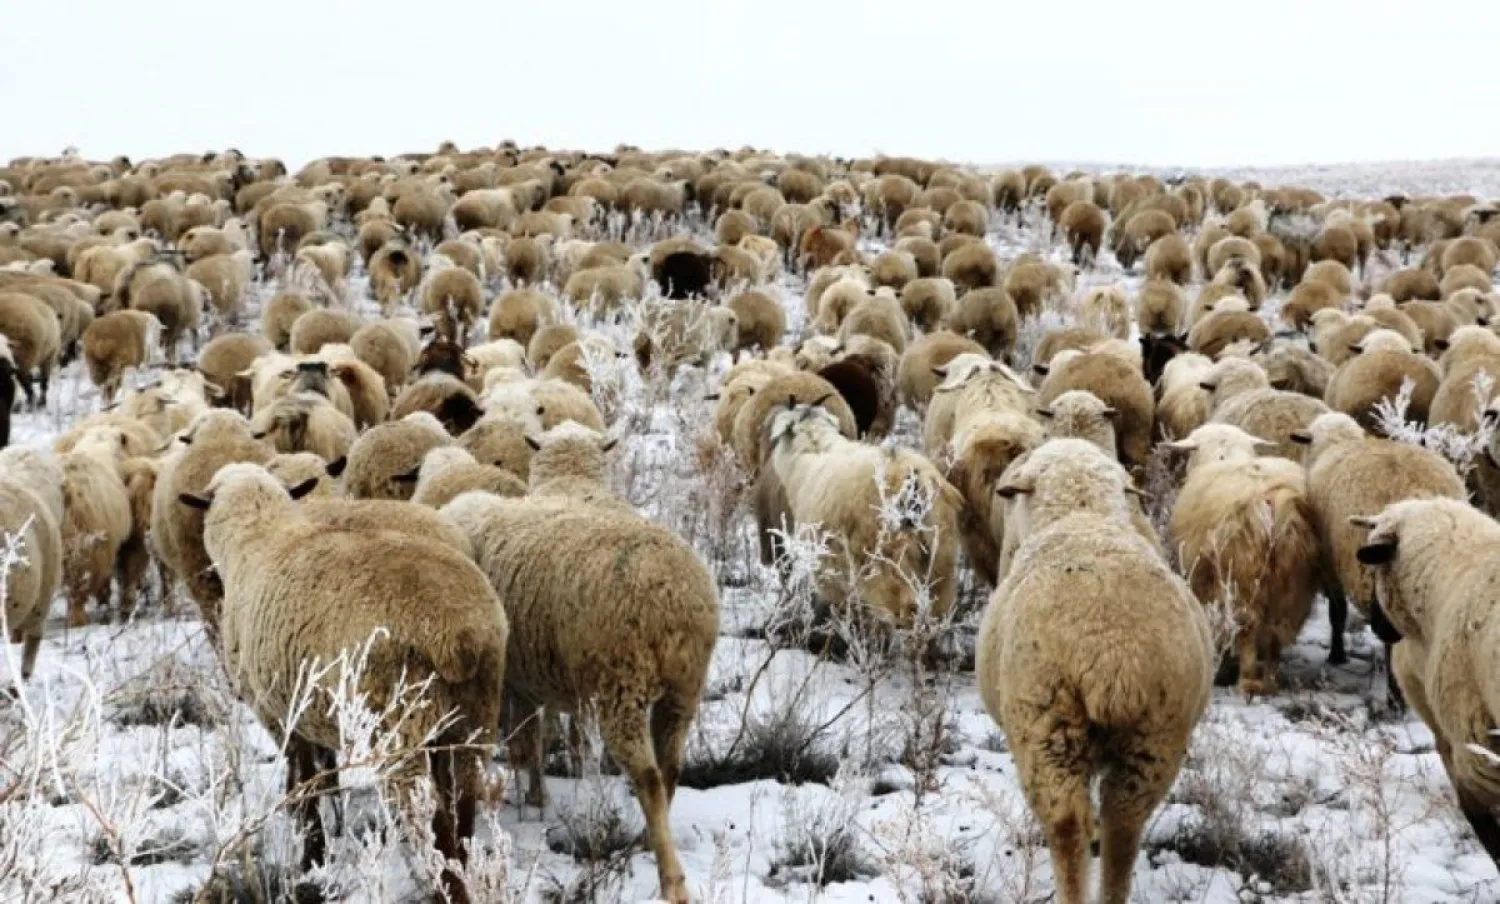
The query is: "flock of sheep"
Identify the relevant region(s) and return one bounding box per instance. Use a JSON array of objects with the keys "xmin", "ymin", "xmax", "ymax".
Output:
[{"xmin": 0, "ymin": 144, "xmax": 1498, "ymax": 903}]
